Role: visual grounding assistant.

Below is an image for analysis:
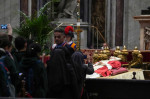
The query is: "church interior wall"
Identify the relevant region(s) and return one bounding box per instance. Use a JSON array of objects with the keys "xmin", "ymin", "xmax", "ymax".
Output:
[
  {"xmin": 80, "ymin": 27, "xmax": 88, "ymax": 49},
  {"xmin": 127, "ymin": 0, "xmax": 150, "ymax": 50},
  {"xmin": 106, "ymin": 0, "xmax": 116, "ymax": 49},
  {"xmin": 1, "ymin": 0, "xmax": 150, "ymax": 50},
  {"xmin": 0, "ymin": 0, "xmax": 20, "ymax": 35},
  {"xmin": 106, "ymin": 0, "xmax": 150, "ymax": 50}
]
